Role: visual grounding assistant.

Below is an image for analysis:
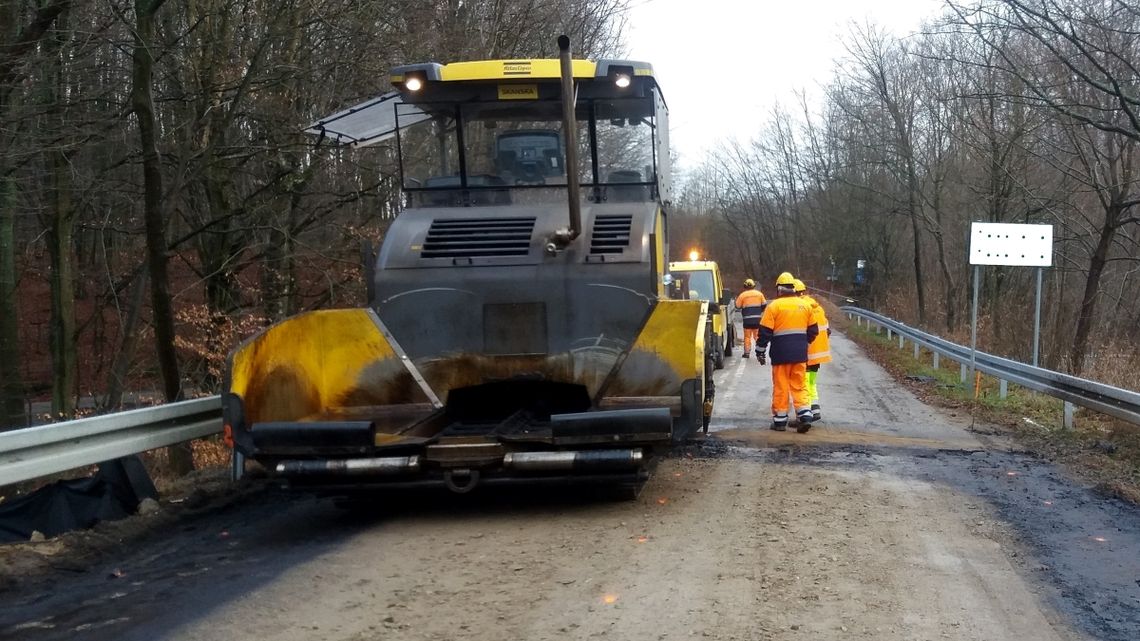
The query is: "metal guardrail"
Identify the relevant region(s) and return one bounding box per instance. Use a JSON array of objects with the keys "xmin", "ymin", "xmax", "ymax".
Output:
[
  {"xmin": 841, "ymin": 306, "xmax": 1140, "ymax": 427},
  {"xmin": 0, "ymin": 396, "xmax": 223, "ymax": 487}
]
